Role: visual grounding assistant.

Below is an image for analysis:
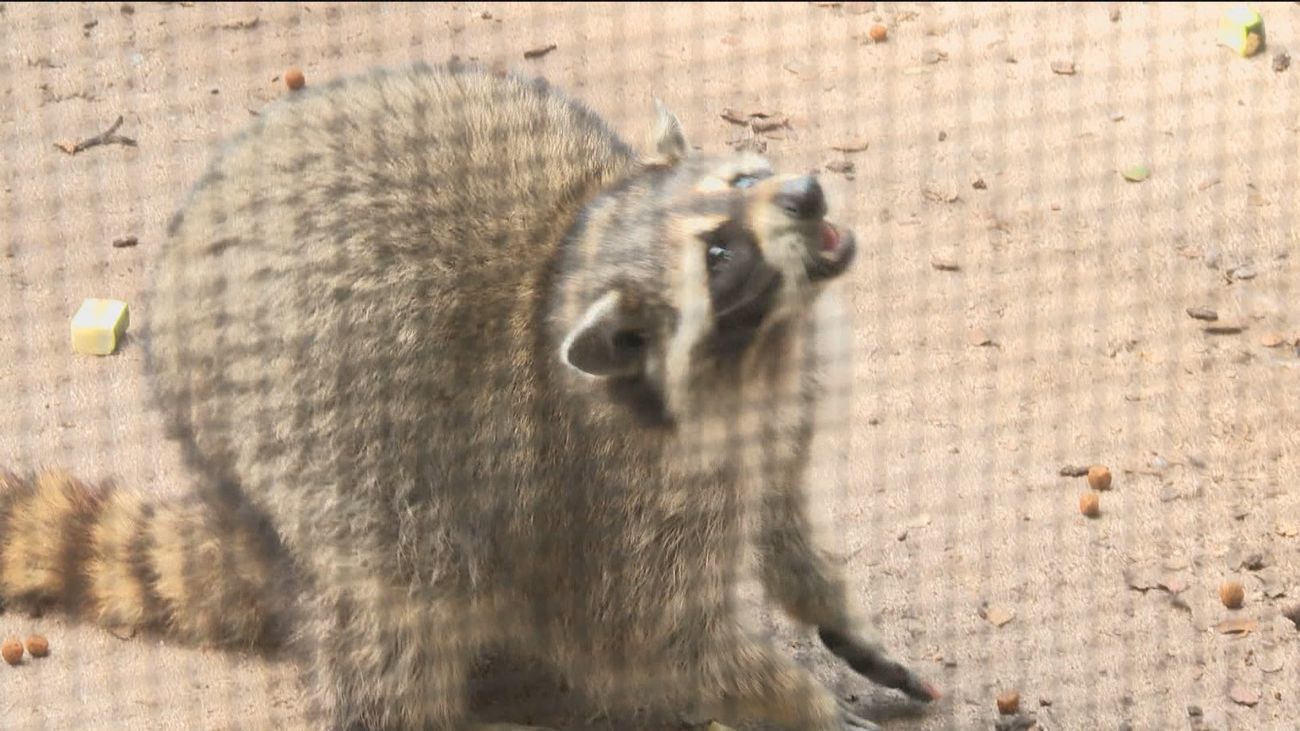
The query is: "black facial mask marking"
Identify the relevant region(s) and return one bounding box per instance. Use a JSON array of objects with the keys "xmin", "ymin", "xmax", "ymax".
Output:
[{"xmin": 700, "ymin": 219, "xmax": 782, "ymax": 357}]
